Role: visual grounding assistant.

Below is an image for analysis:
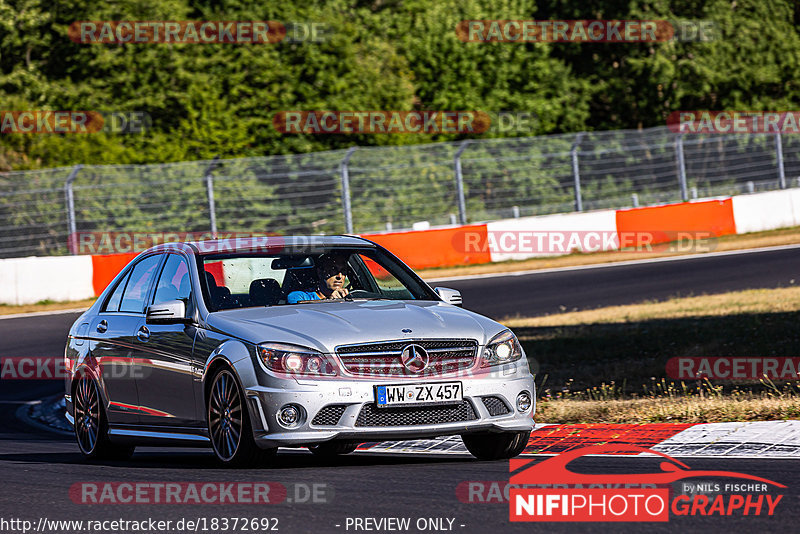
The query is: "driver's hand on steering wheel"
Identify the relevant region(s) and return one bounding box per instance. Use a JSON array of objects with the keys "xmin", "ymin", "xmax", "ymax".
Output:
[{"xmin": 329, "ymin": 287, "xmax": 349, "ymax": 299}]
